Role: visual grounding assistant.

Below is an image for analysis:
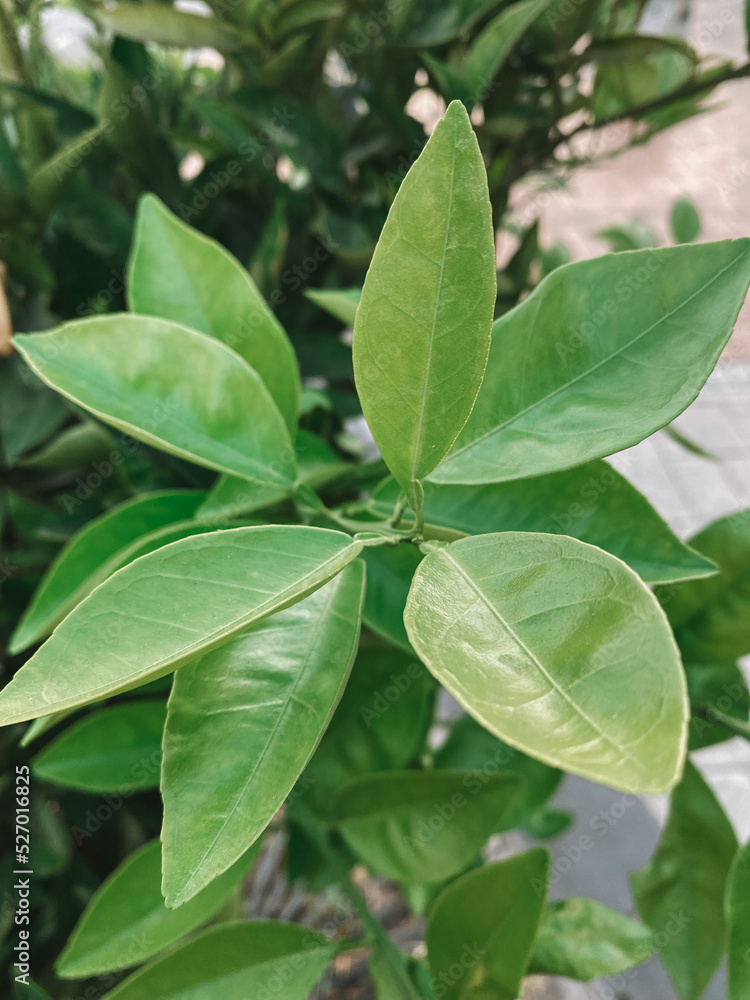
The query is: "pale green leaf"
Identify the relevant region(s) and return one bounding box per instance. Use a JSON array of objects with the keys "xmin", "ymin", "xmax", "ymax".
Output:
[
  {"xmin": 371, "ymin": 464, "xmax": 717, "ymax": 583},
  {"xmin": 10, "ymin": 490, "xmax": 205, "ymax": 654},
  {"xmin": 426, "ymin": 849, "xmax": 550, "ymax": 1000},
  {"xmin": 161, "ymin": 561, "xmax": 365, "ymax": 906},
  {"xmin": 431, "ymin": 241, "xmax": 750, "ymax": 484},
  {"xmin": 334, "ymin": 769, "xmax": 521, "ymax": 884},
  {"xmin": 631, "ymin": 761, "xmax": 738, "ymax": 1000},
  {"xmin": 32, "ymin": 700, "xmax": 166, "ymax": 793},
  {"xmin": 13, "ymin": 316, "xmax": 297, "ymax": 488},
  {"xmin": 727, "ymin": 839, "xmax": 750, "ymax": 1000},
  {"xmin": 404, "ymin": 532, "xmax": 688, "ymax": 793},
  {"xmin": 305, "ymin": 287, "xmax": 361, "ymax": 326},
  {"xmin": 128, "ymin": 195, "xmax": 299, "ymax": 433},
  {"xmin": 0, "ymin": 525, "xmax": 362, "ymax": 725},
  {"xmin": 98, "ymin": 922, "xmax": 335, "ymax": 1000},
  {"xmin": 353, "ymin": 100, "xmax": 496, "ymax": 512},
  {"xmin": 529, "ymin": 897, "xmax": 655, "ymax": 980},
  {"xmin": 56, "ymin": 840, "xmax": 259, "ymax": 978}
]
